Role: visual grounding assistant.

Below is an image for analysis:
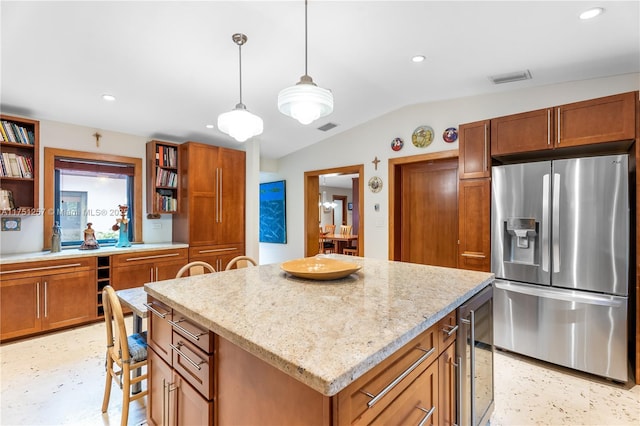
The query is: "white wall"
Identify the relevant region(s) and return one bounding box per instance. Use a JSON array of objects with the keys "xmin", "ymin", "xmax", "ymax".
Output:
[{"xmin": 260, "ymin": 73, "xmax": 640, "ymax": 264}]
